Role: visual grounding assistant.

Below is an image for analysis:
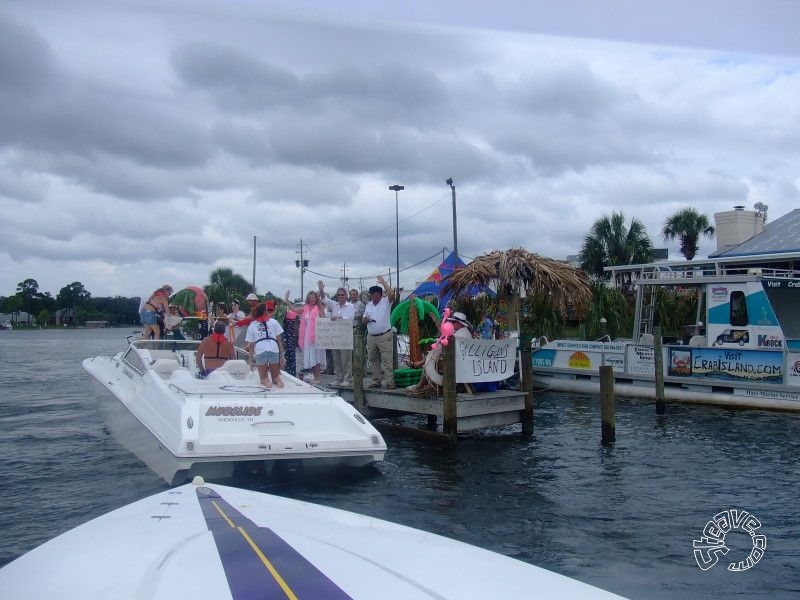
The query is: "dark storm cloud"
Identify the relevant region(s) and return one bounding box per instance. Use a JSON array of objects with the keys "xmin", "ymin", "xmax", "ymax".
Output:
[
  {"xmin": 0, "ymin": 11, "xmax": 59, "ymax": 95},
  {"xmin": 172, "ymin": 42, "xmax": 450, "ymax": 126},
  {"xmin": 0, "ymin": 12, "xmax": 212, "ymax": 200}
]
